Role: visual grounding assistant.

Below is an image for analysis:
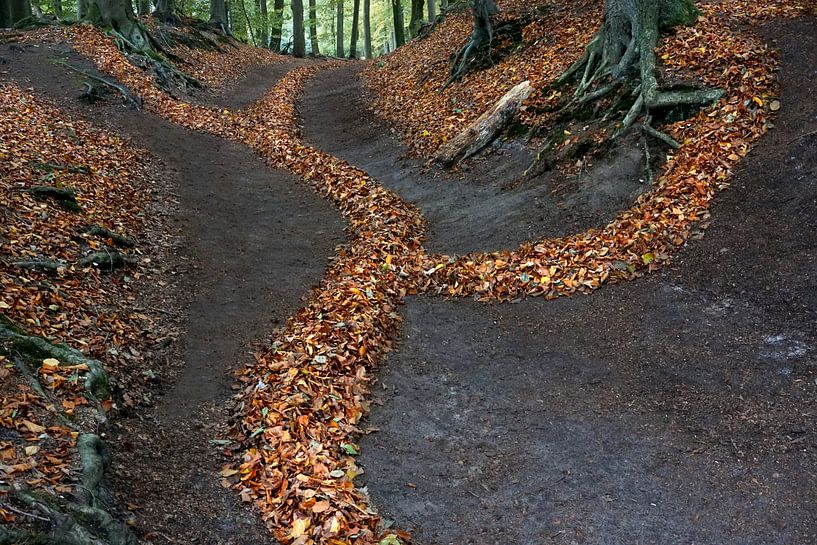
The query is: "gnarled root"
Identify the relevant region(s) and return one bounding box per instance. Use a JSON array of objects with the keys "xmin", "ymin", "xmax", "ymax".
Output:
[
  {"xmin": 442, "ymin": 0, "xmax": 499, "ymax": 89},
  {"xmin": 559, "ymin": 0, "xmax": 723, "ymax": 144}
]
